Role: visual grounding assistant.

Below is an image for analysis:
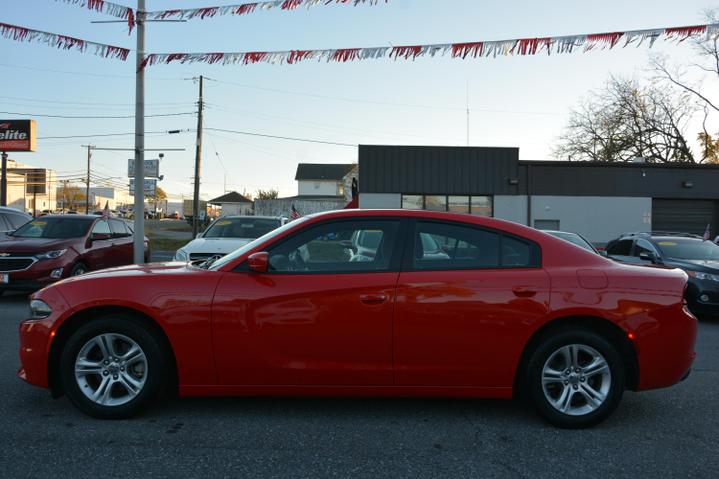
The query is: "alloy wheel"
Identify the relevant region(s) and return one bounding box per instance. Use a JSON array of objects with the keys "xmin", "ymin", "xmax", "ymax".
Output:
[
  {"xmin": 541, "ymin": 344, "xmax": 611, "ymax": 416},
  {"xmin": 74, "ymin": 333, "xmax": 148, "ymax": 407}
]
